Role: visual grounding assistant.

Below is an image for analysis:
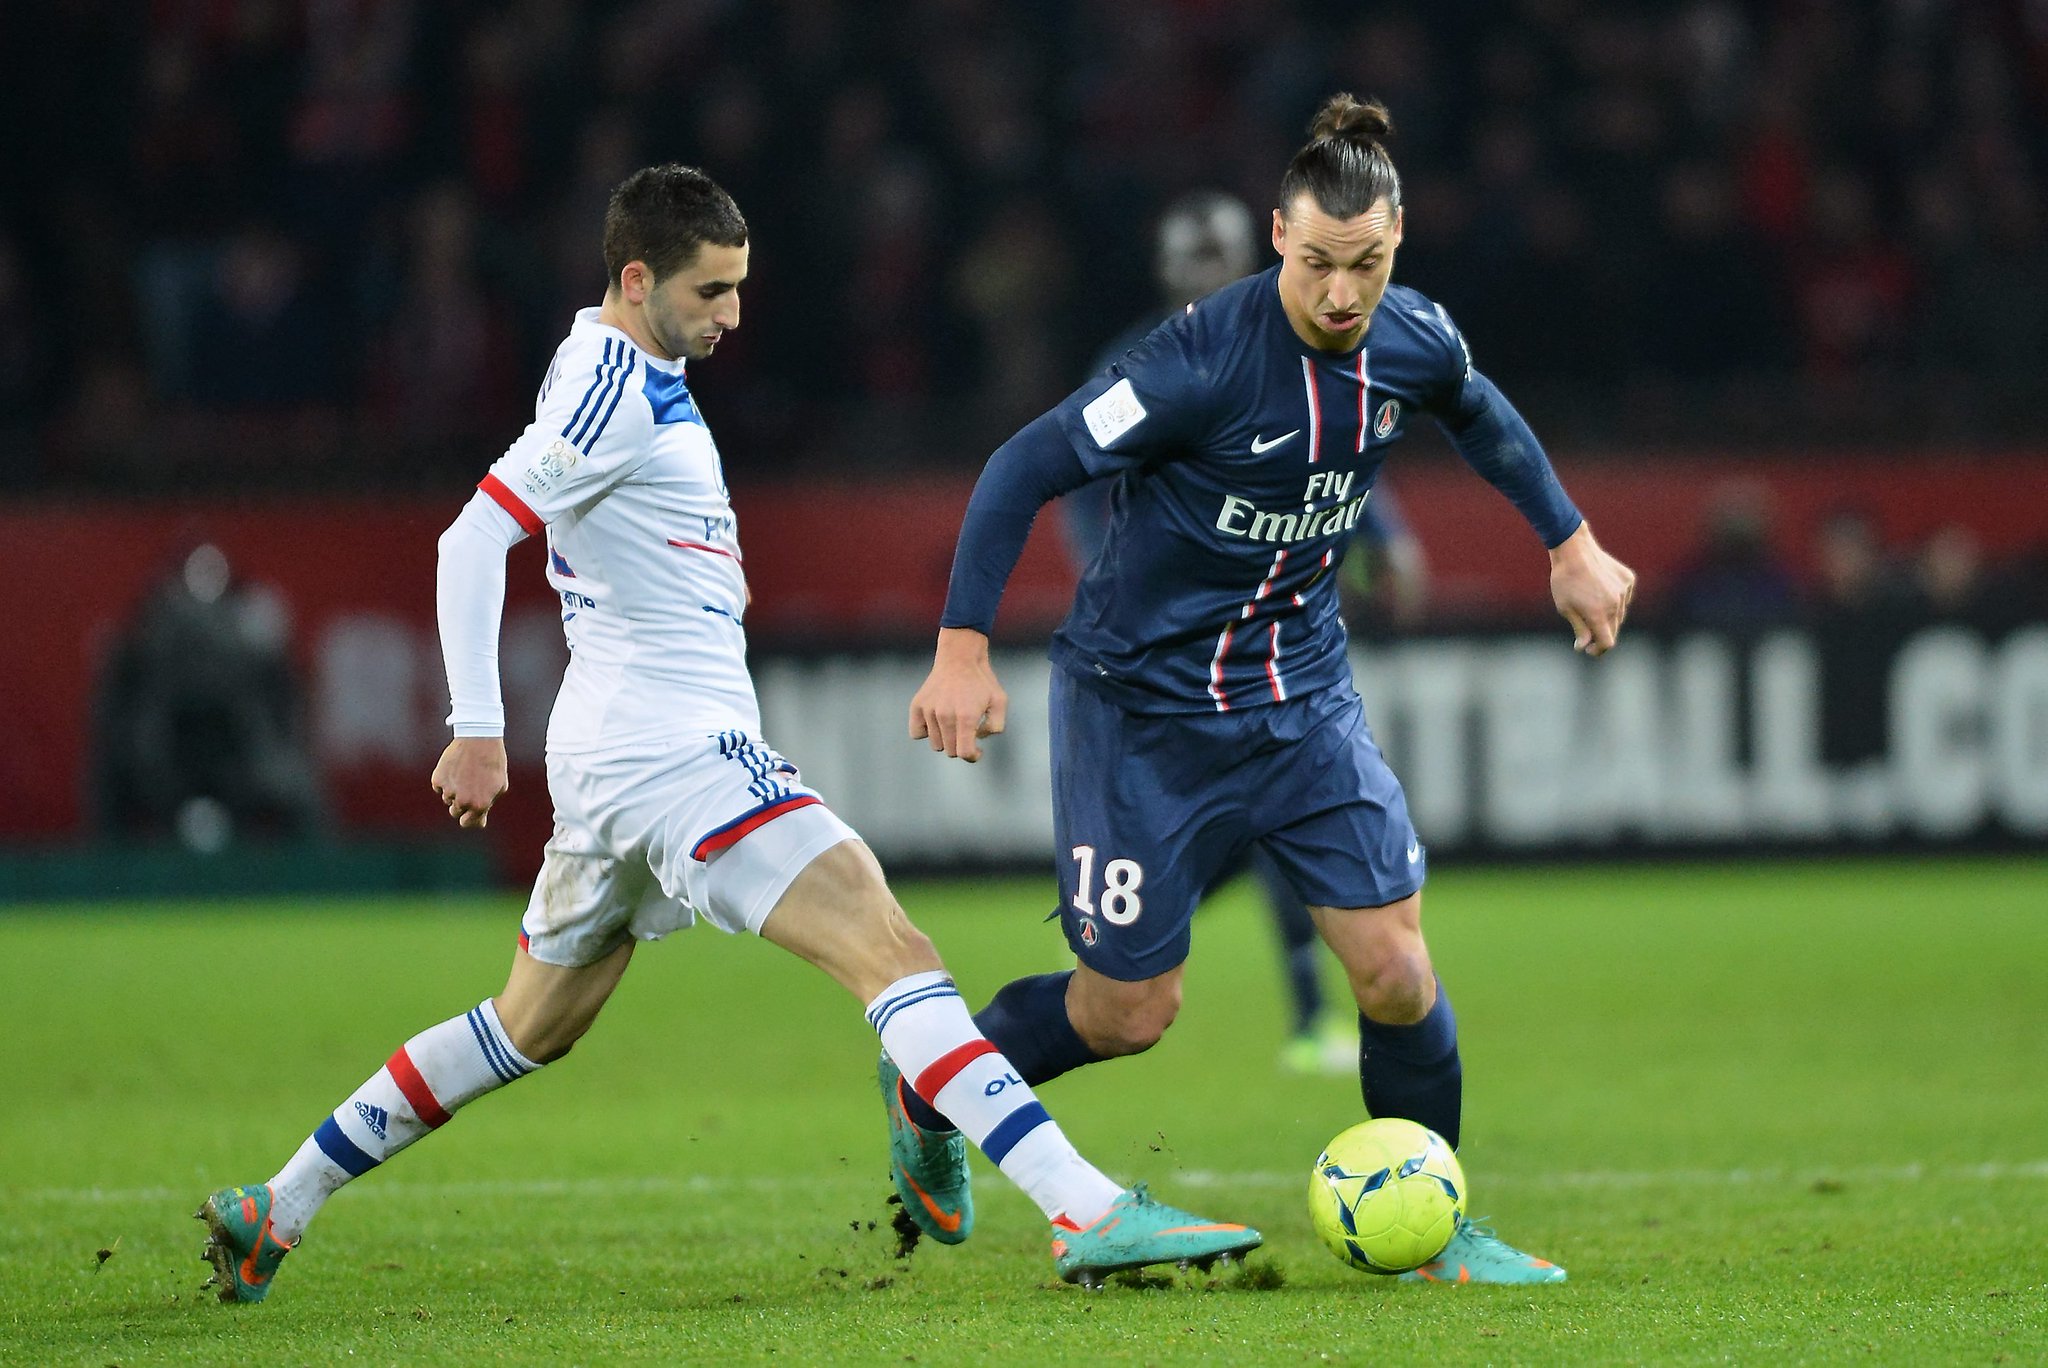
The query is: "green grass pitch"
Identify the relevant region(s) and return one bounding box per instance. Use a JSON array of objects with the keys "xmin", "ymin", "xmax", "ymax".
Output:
[{"xmin": 3, "ymin": 858, "xmax": 2043, "ymax": 1365}]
